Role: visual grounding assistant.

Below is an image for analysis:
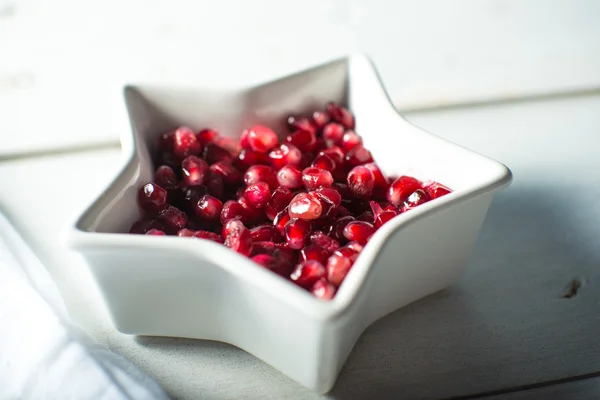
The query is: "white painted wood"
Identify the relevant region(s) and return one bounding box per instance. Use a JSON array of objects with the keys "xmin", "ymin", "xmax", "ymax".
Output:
[
  {"xmin": 1, "ymin": 0, "xmax": 600, "ymax": 155},
  {"xmin": 1, "ymin": 94, "xmax": 600, "ymax": 398}
]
